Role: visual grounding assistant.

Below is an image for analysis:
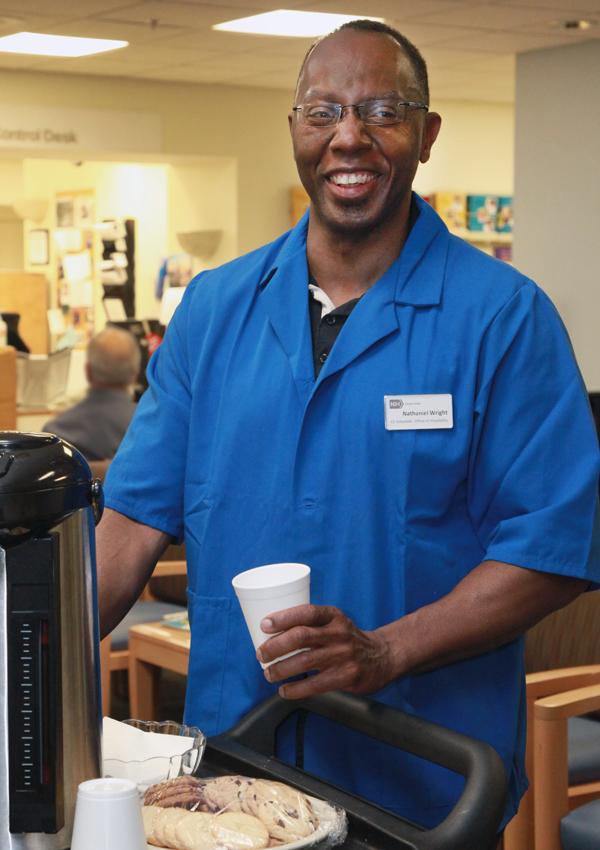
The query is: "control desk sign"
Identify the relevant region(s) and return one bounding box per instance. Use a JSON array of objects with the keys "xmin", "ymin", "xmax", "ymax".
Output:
[
  {"xmin": 384, "ymin": 394, "xmax": 453, "ymax": 430},
  {"xmin": 0, "ymin": 104, "xmax": 162, "ymax": 153}
]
